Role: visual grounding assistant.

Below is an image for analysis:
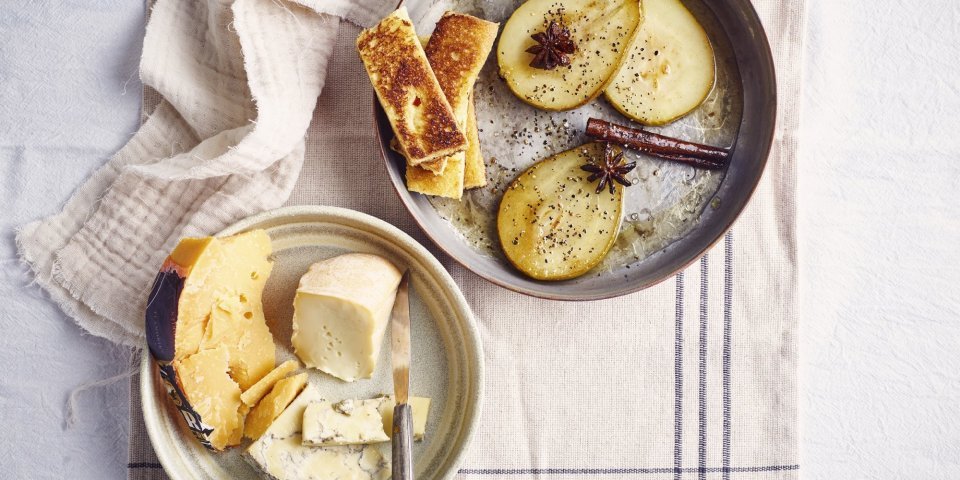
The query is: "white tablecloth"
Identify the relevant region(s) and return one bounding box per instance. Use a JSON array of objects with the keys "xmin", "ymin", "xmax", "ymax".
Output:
[
  {"xmin": 1, "ymin": 0, "xmax": 958, "ymax": 478},
  {"xmin": 0, "ymin": 1, "xmax": 144, "ymax": 477}
]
